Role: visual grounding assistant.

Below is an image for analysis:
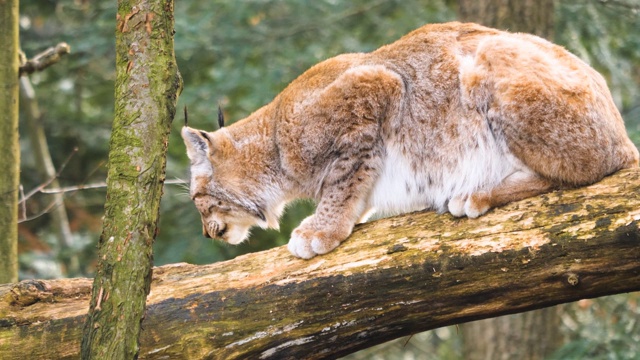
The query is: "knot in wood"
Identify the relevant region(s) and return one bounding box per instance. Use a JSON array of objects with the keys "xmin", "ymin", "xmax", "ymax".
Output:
[
  {"xmin": 387, "ymin": 243, "xmax": 408, "ymax": 254},
  {"xmin": 567, "ymin": 273, "xmax": 579, "ymax": 286},
  {"xmin": 10, "ymin": 280, "xmax": 51, "ymax": 307}
]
